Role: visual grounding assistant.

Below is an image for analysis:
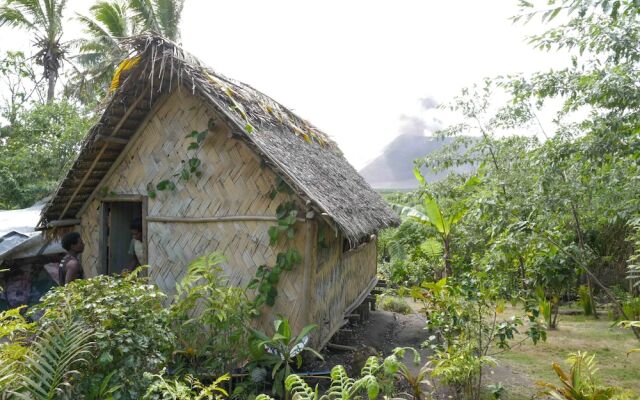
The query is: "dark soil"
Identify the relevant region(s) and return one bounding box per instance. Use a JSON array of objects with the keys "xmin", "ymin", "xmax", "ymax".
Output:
[{"xmin": 305, "ymin": 310, "xmax": 430, "ymax": 376}]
